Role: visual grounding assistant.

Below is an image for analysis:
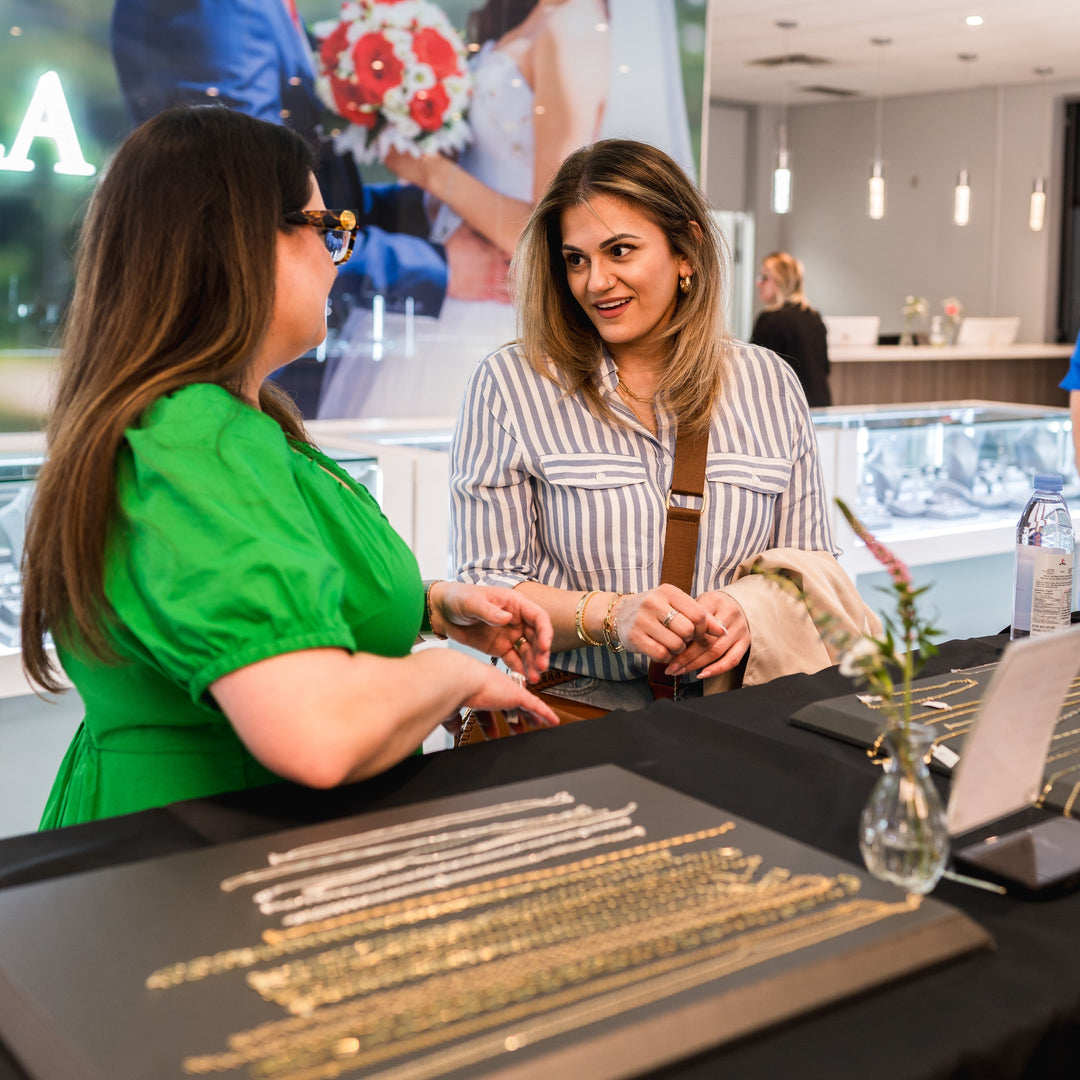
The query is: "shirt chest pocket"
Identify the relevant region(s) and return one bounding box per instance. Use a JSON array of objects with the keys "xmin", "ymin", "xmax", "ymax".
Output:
[
  {"xmin": 705, "ymin": 455, "xmax": 792, "ymax": 495},
  {"xmin": 536, "ymin": 453, "xmax": 653, "ymax": 573},
  {"xmin": 701, "ymin": 454, "xmax": 793, "ymax": 573}
]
